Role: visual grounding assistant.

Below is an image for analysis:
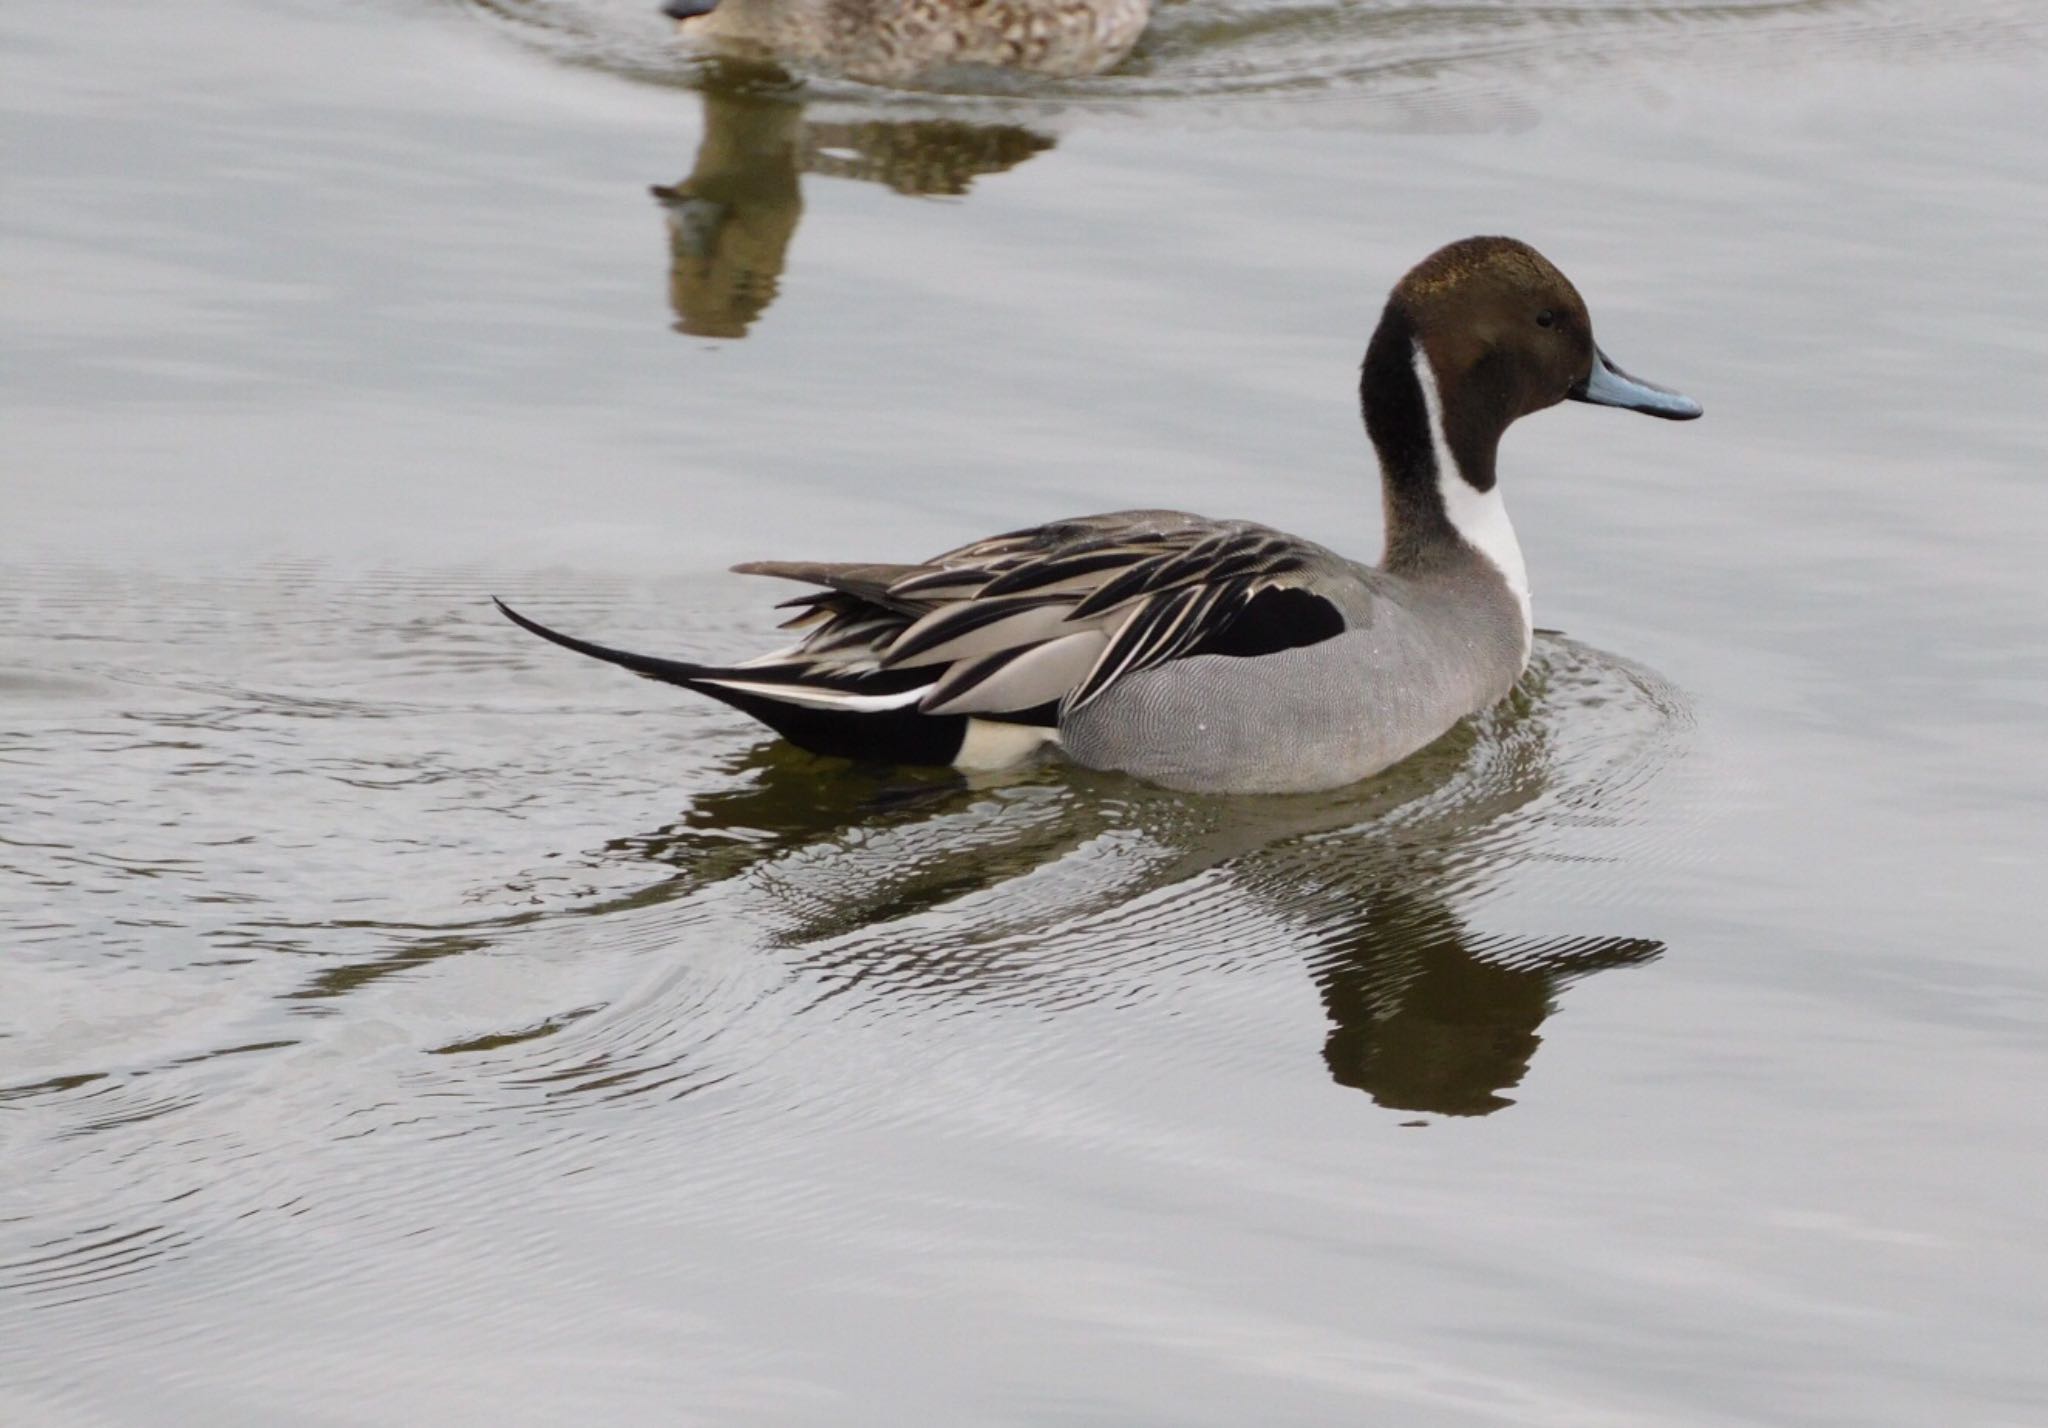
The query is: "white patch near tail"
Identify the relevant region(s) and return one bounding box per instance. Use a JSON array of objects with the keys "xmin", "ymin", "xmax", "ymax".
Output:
[
  {"xmin": 1411, "ymin": 343, "xmax": 1533, "ymax": 661},
  {"xmin": 955, "ymin": 718, "xmax": 1061, "ymax": 770},
  {"xmin": 694, "ymin": 676, "xmax": 930, "ymax": 712}
]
